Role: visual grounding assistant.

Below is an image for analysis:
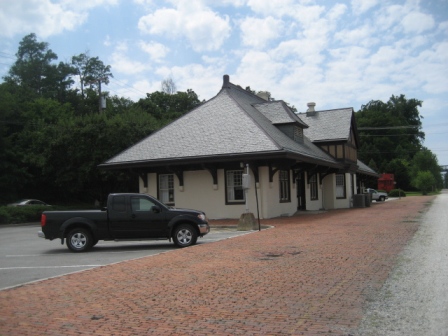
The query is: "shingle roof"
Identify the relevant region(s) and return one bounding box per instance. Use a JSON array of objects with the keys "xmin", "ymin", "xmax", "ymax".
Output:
[
  {"xmin": 253, "ymin": 101, "xmax": 308, "ymax": 128},
  {"xmin": 356, "ymin": 160, "xmax": 379, "ymax": 177},
  {"xmin": 102, "ymin": 77, "xmax": 340, "ymax": 168},
  {"xmin": 296, "ymin": 108, "xmax": 354, "ymax": 142}
]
